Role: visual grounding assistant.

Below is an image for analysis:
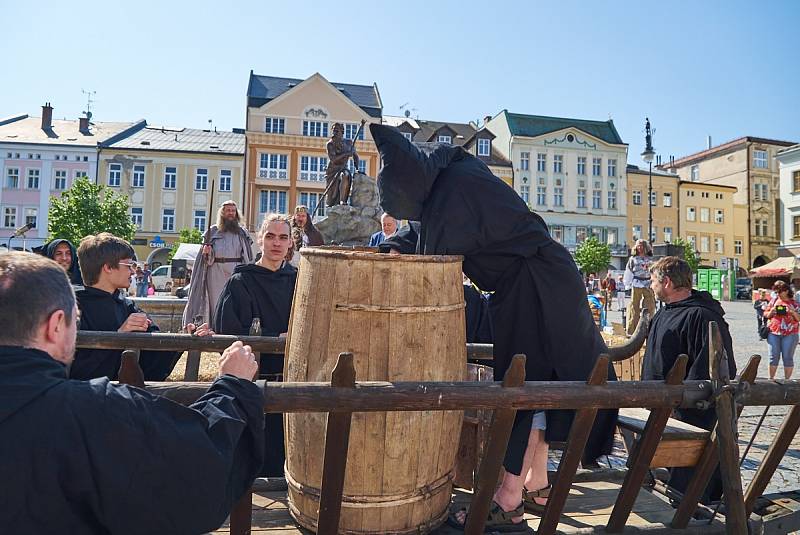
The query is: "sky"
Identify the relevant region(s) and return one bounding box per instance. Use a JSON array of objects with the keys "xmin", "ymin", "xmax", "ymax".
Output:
[{"xmin": 2, "ymin": 0, "xmax": 798, "ymax": 161}]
